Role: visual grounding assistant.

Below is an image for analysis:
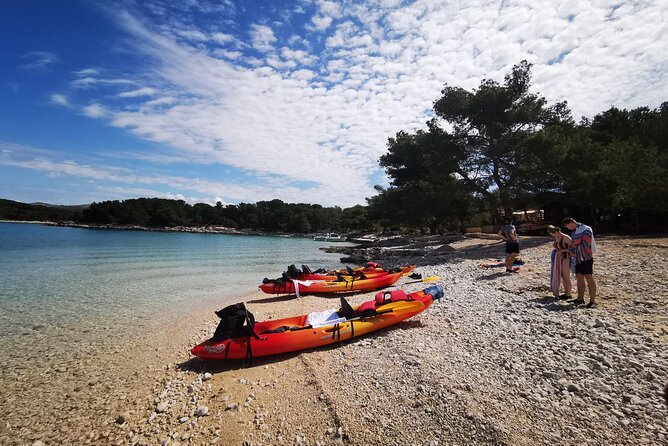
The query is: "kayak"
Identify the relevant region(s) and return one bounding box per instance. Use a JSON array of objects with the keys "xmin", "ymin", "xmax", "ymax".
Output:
[
  {"xmin": 191, "ymin": 285, "xmax": 443, "ymax": 360},
  {"xmin": 259, "ymin": 271, "xmax": 404, "ymax": 295},
  {"xmin": 298, "ymin": 265, "xmax": 416, "ymax": 281}
]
